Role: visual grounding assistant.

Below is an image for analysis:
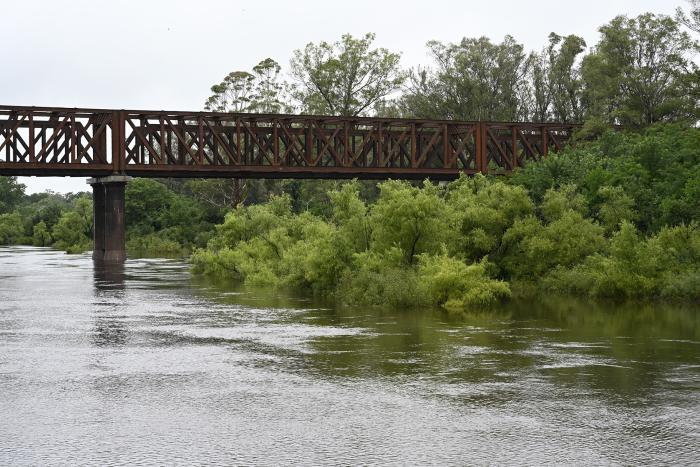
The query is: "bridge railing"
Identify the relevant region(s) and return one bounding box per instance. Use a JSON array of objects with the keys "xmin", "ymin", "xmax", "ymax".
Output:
[{"xmin": 0, "ymin": 105, "xmax": 580, "ymax": 179}]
